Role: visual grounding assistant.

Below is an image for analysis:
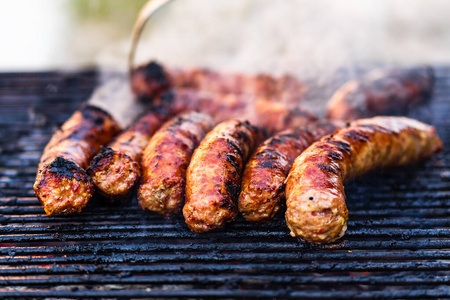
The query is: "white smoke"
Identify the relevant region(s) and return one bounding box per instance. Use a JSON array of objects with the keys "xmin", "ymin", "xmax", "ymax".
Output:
[{"xmin": 92, "ymin": 0, "xmax": 450, "ymax": 121}]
